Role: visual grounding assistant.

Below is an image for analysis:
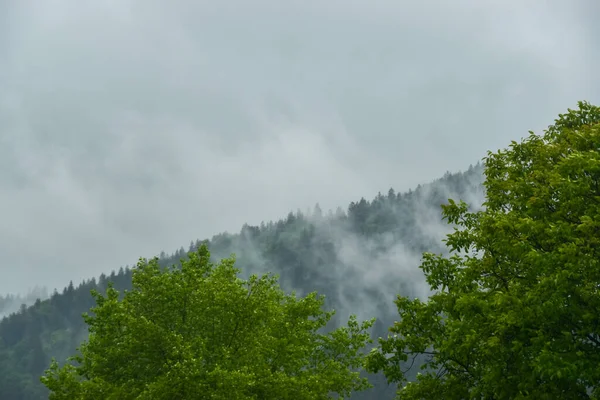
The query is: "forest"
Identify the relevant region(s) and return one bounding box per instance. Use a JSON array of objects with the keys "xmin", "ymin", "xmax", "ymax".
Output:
[
  {"xmin": 0, "ymin": 162, "xmax": 484, "ymax": 399},
  {"xmin": 1, "ymin": 102, "xmax": 599, "ymax": 399}
]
